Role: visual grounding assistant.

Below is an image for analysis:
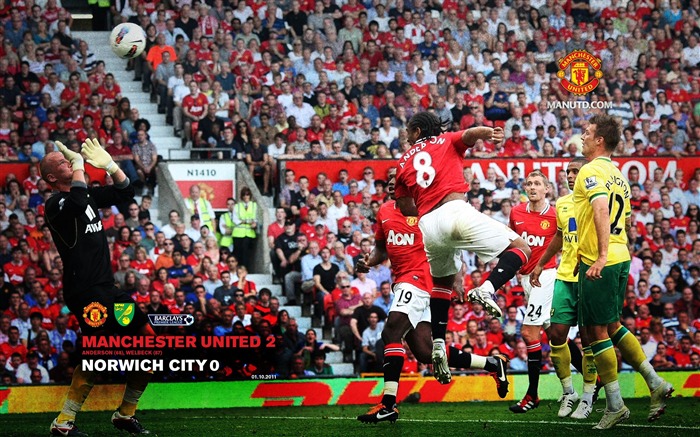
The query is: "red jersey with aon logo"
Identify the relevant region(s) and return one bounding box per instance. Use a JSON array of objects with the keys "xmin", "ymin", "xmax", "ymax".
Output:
[
  {"xmin": 374, "ymin": 200, "xmax": 431, "ymax": 292},
  {"xmin": 509, "ymin": 202, "xmax": 557, "ymax": 275}
]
